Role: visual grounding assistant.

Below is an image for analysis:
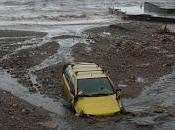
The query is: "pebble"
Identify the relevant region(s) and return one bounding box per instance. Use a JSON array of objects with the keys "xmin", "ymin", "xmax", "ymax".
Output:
[{"xmin": 38, "ymin": 121, "xmax": 58, "ymax": 129}]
